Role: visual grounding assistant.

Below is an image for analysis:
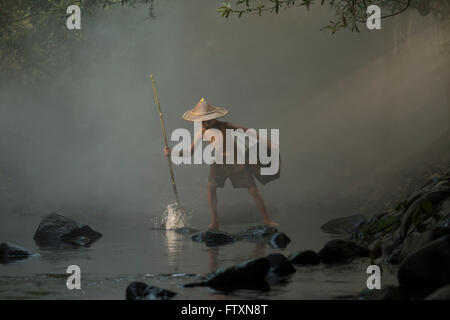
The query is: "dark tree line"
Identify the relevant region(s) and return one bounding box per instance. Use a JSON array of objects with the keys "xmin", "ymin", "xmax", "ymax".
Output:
[{"xmin": 1, "ymin": 0, "xmax": 448, "ymax": 82}]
